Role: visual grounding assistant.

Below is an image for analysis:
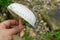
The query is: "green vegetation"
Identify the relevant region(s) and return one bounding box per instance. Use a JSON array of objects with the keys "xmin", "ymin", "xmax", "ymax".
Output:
[{"xmin": 0, "ymin": 0, "xmax": 11, "ymax": 8}]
